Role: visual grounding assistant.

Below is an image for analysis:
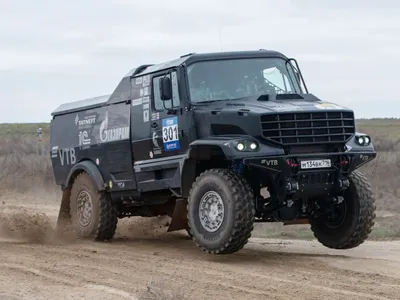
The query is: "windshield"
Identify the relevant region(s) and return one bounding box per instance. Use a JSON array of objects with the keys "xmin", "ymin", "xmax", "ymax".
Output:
[{"xmin": 186, "ymin": 57, "xmax": 304, "ymax": 103}]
